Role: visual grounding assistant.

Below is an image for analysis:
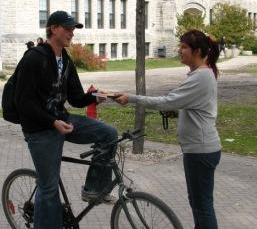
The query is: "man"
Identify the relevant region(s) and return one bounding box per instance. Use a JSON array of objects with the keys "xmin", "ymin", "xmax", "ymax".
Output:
[
  {"xmin": 36, "ymin": 37, "xmax": 44, "ymax": 46},
  {"xmin": 219, "ymin": 36, "xmax": 226, "ymax": 56},
  {"xmin": 15, "ymin": 11, "xmax": 117, "ymax": 229}
]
